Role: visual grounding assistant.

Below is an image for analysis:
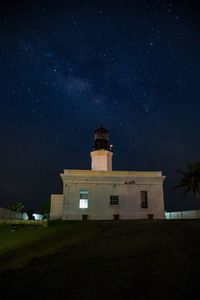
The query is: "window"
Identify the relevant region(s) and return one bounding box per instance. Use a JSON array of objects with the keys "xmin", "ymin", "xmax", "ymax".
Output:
[
  {"xmin": 140, "ymin": 191, "xmax": 148, "ymax": 209},
  {"xmin": 110, "ymin": 195, "xmax": 119, "ymax": 205},
  {"xmin": 79, "ymin": 190, "xmax": 88, "ymax": 209}
]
